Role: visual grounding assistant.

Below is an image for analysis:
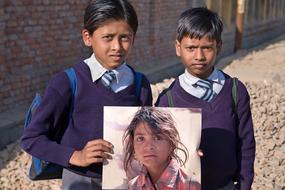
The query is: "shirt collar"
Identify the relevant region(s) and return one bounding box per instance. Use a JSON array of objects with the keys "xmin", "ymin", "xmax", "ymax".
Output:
[
  {"xmin": 84, "ymin": 53, "xmax": 127, "ymax": 83},
  {"xmin": 136, "ymin": 167, "xmax": 148, "ymax": 188},
  {"xmin": 207, "ymin": 67, "xmax": 223, "ymax": 84},
  {"xmin": 184, "ymin": 67, "xmax": 223, "ymax": 85},
  {"xmin": 137, "ymin": 159, "xmax": 180, "ymax": 189},
  {"xmin": 156, "ymin": 159, "xmax": 180, "ymax": 188}
]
